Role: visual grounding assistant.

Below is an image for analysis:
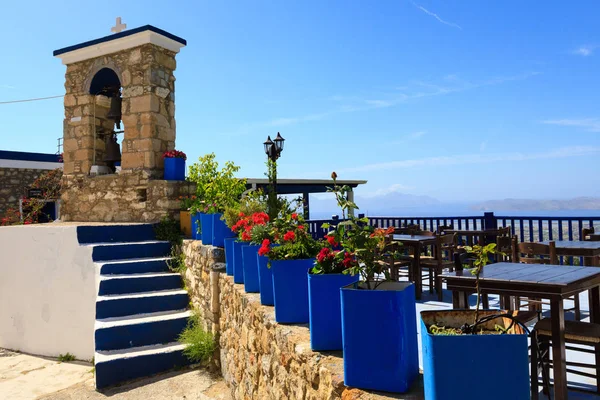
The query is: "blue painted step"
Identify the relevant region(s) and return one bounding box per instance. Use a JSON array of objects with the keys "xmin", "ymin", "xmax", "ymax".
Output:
[
  {"xmin": 95, "ymin": 342, "xmax": 189, "ymax": 389},
  {"xmin": 98, "ymin": 273, "xmax": 182, "ymax": 295},
  {"xmin": 95, "ymin": 310, "xmax": 191, "ymax": 351},
  {"xmin": 96, "ymin": 289, "xmax": 189, "ymax": 319},
  {"xmin": 98, "ymin": 257, "xmax": 171, "ymax": 275},
  {"xmin": 78, "ymin": 224, "xmax": 156, "ymax": 244},
  {"xmin": 91, "ymin": 241, "xmax": 172, "ymax": 262}
]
